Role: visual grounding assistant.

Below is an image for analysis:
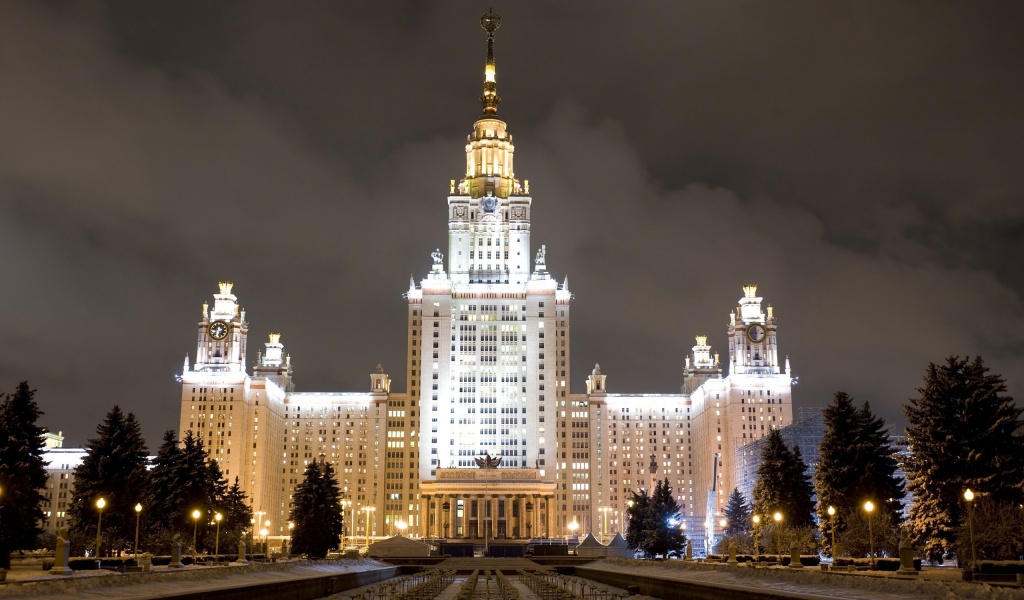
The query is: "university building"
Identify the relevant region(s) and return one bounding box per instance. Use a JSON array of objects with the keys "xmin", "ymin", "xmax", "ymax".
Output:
[{"xmin": 177, "ymin": 12, "xmax": 794, "ymax": 553}]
